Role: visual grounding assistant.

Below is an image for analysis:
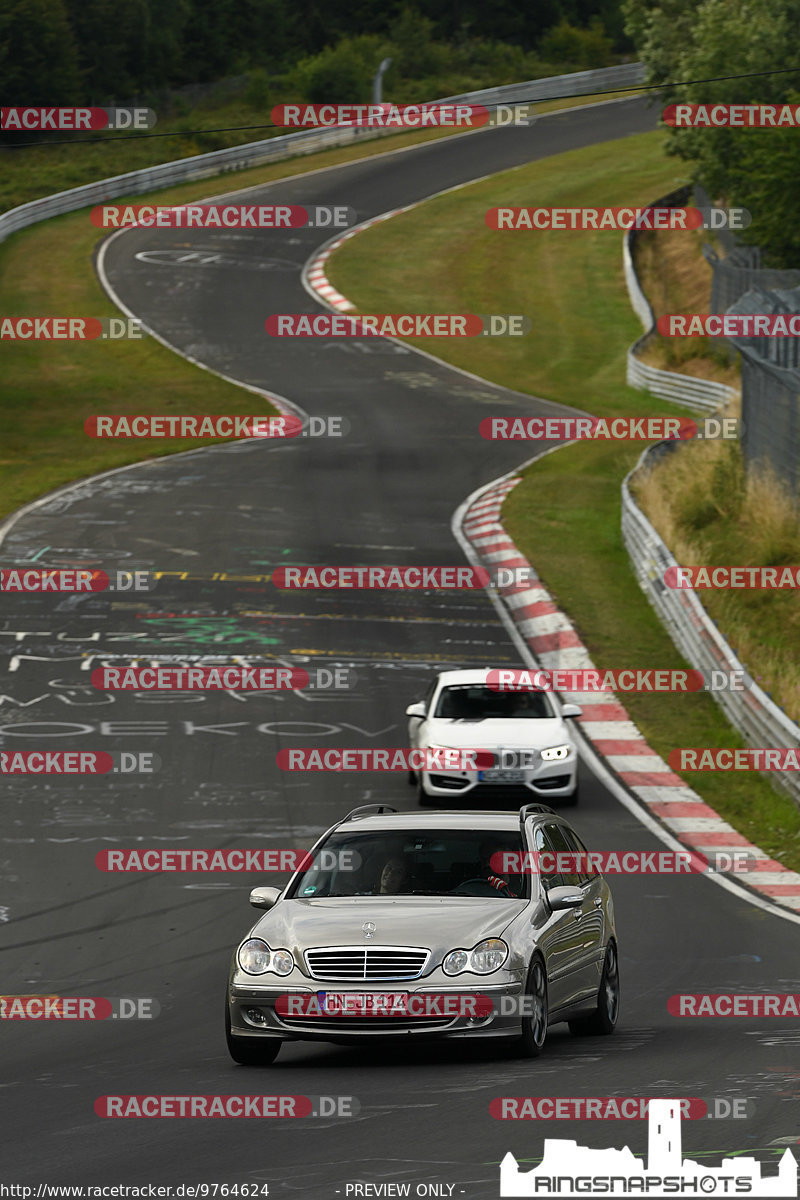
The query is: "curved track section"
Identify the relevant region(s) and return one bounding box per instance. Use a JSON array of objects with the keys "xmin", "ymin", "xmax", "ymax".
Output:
[{"xmin": 2, "ymin": 97, "xmax": 798, "ymax": 1195}]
